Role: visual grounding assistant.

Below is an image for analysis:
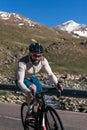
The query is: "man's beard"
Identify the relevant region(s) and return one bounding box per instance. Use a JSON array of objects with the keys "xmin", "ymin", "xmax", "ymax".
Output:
[
  {"xmin": 33, "ymin": 60, "xmax": 40, "ymax": 65},
  {"xmin": 30, "ymin": 57, "xmax": 40, "ymax": 65}
]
